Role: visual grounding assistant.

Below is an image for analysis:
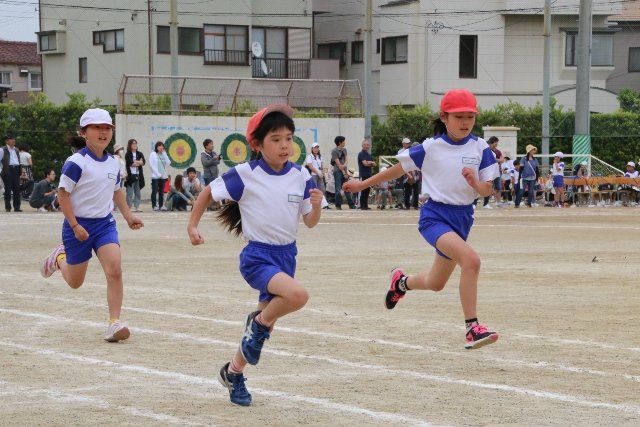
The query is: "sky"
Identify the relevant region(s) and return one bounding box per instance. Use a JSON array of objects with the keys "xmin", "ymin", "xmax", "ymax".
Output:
[{"xmin": 0, "ymin": 1, "xmax": 40, "ymax": 42}]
